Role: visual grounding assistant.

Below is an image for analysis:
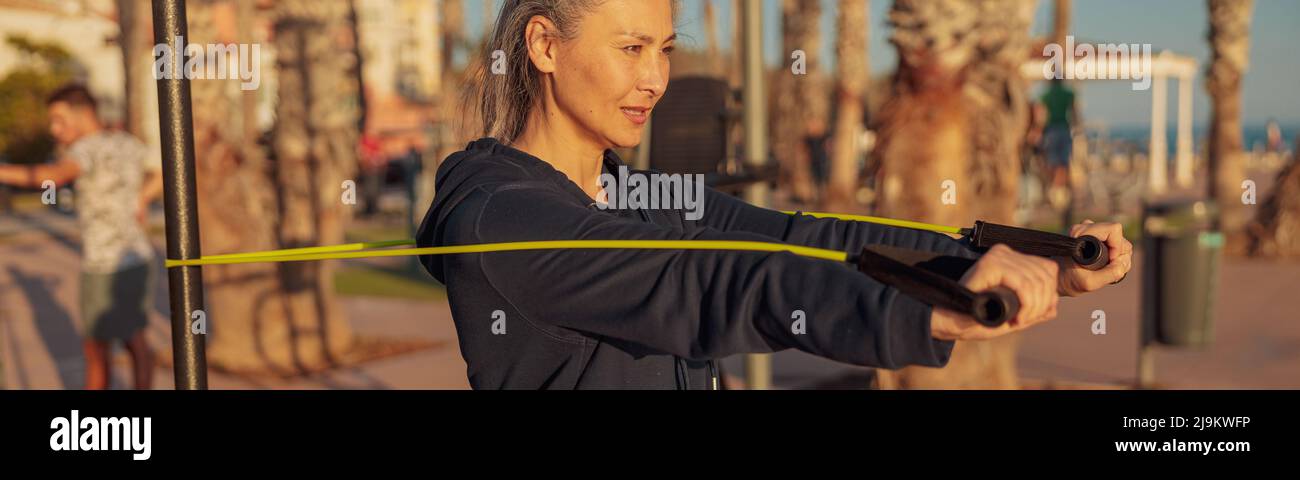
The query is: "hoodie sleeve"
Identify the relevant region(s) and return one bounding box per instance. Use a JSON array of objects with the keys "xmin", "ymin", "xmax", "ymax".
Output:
[
  {"xmin": 692, "ymin": 187, "xmax": 983, "ymax": 261},
  {"xmin": 467, "ymin": 186, "xmax": 954, "ymax": 369}
]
